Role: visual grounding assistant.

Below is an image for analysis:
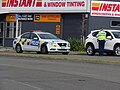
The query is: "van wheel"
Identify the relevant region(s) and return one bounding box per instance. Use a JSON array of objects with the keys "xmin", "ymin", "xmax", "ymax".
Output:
[
  {"xmin": 86, "ymin": 44, "xmax": 95, "ymax": 55},
  {"xmin": 114, "ymin": 45, "xmax": 120, "ymax": 56},
  {"xmin": 41, "ymin": 45, "xmax": 48, "ymax": 54},
  {"xmin": 15, "ymin": 44, "xmax": 23, "ymax": 53}
]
